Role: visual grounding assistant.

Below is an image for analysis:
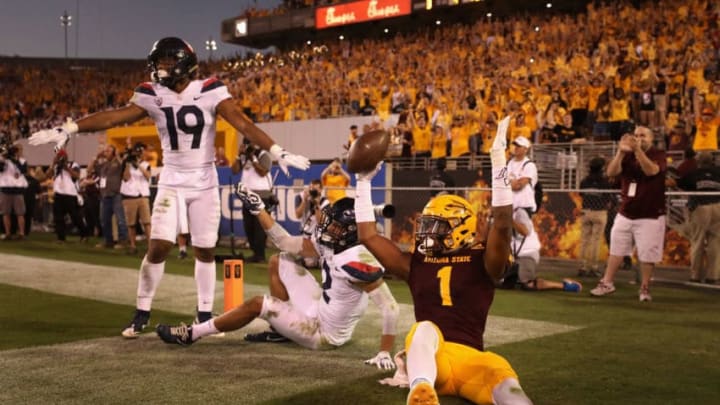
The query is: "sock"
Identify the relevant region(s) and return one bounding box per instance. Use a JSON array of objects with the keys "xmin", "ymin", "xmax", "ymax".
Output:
[
  {"xmin": 136, "ymin": 256, "xmax": 165, "ymax": 311},
  {"xmin": 191, "ymin": 319, "xmax": 218, "ymax": 341},
  {"xmin": 406, "ymin": 322, "xmax": 439, "ymax": 389},
  {"xmin": 195, "ymin": 259, "xmax": 216, "ymax": 312}
]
